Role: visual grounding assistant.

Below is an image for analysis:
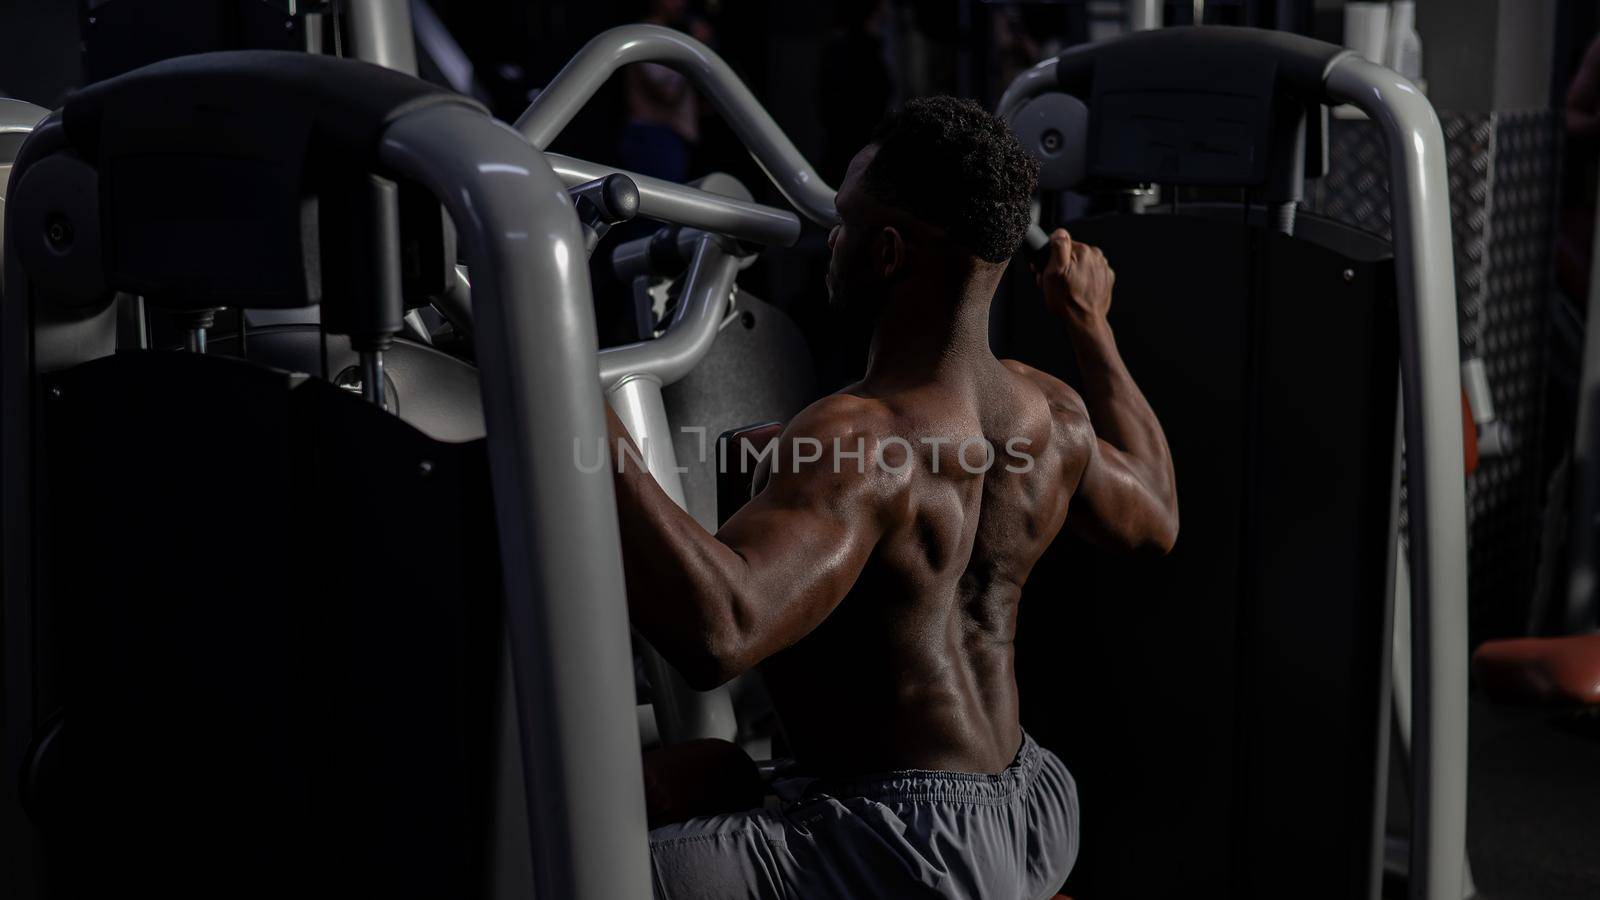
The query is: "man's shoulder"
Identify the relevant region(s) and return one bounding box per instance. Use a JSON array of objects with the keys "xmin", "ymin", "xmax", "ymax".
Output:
[
  {"xmin": 784, "ymin": 391, "xmax": 900, "ymax": 448},
  {"xmin": 764, "ymin": 392, "xmax": 915, "ymax": 516},
  {"xmin": 999, "ymin": 359, "xmax": 1089, "ymax": 423}
]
